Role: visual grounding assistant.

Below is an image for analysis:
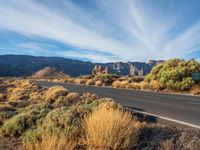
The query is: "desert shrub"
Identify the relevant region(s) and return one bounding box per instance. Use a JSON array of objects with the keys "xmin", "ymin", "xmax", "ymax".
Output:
[
  {"xmin": 160, "ymin": 139, "xmax": 175, "ymax": 150},
  {"xmin": 74, "ymin": 78, "xmax": 85, "ymax": 85},
  {"xmin": 8, "ymin": 87, "xmax": 29, "ymax": 101},
  {"xmin": 30, "ymin": 92, "xmax": 45, "ymax": 101},
  {"xmin": 83, "ymin": 105, "xmax": 141, "ymax": 149},
  {"xmin": 0, "ymin": 93, "xmax": 6, "ymax": 102},
  {"xmin": 45, "ymin": 86, "xmax": 68, "ymax": 102},
  {"xmin": 85, "ymin": 79, "xmax": 95, "ymax": 86},
  {"xmin": 37, "ymin": 101, "xmax": 100, "ymax": 141},
  {"xmin": 22, "ymin": 135, "xmax": 77, "ymax": 150},
  {"xmin": 97, "ymin": 99, "xmax": 121, "ymax": 110},
  {"xmin": 145, "ymin": 59, "xmax": 200, "ymax": 91},
  {"xmin": 95, "ymin": 80, "xmax": 102, "ymax": 86},
  {"xmin": 7, "ymin": 80, "xmax": 43, "ymax": 102},
  {"xmin": 0, "ymin": 102, "xmax": 51, "ymax": 137},
  {"xmin": 190, "ymin": 85, "xmax": 200, "ymax": 95},
  {"xmin": 64, "ymin": 92, "xmax": 80, "ymax": 105},
  {"xmin": 150, "ymin": 80, "xmax": 160, "ymax": 90},
  {"xmin": 112, "ymin": 81, "xmax": 121, "ymax": 88},
  {"xmin": 112, "ymin": 80, "xmax": 128, "ymax": 88},
  {"xmin": 0, "ymin": 105, "xmax": 16, "ymax": 125},
  {"xmin": 8, "ymin": 101, "xmax": 30, "ymax": 108},
  {"xmin": 80, "ymin": 93, "xmax": 98, "ymax": 104},
  {"xmin": 126, "ymin": 82, "xmax": 141, "ymax": 90},
  {"xmin": 67, "ymin": 78, "xmax": 75, "ymax": 83},
  {"xmin": 140, "ymin": 81, "xmax": 150, "ymax": 90},
  {"xmin": 95, "ymin": 74, "xmax": 118, "ymax": 85}
]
